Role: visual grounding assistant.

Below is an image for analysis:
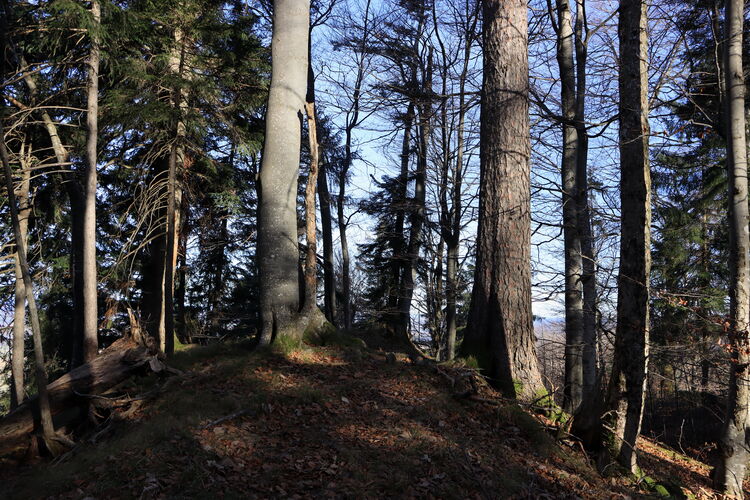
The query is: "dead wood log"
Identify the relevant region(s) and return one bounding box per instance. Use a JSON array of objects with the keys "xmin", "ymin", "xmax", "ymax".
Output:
[{"xmin": 0, "ymin": 336, "xmax": 164, "ymax": 458}]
